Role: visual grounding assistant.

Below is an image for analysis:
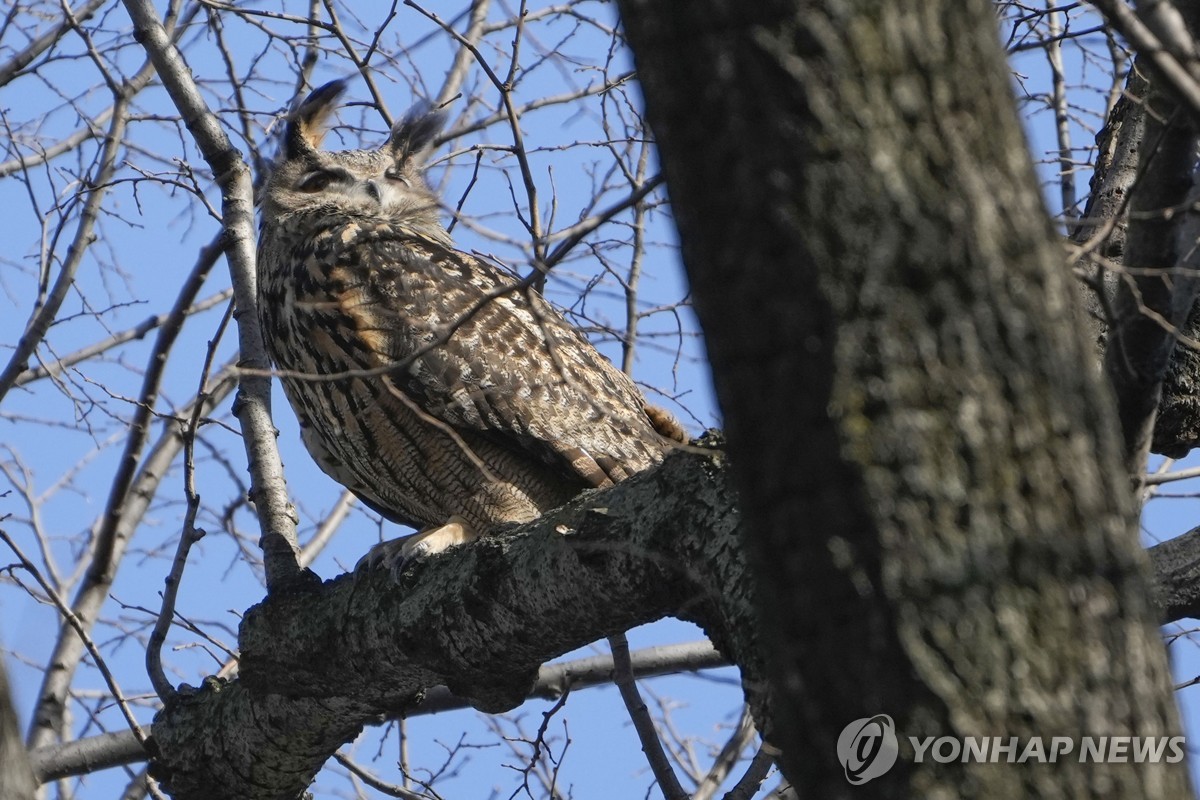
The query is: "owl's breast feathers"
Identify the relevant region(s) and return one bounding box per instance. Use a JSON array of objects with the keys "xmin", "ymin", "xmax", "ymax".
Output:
[{"xmin": 257, "ymin": 215, "xmax": 683, "ymax": 531}]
